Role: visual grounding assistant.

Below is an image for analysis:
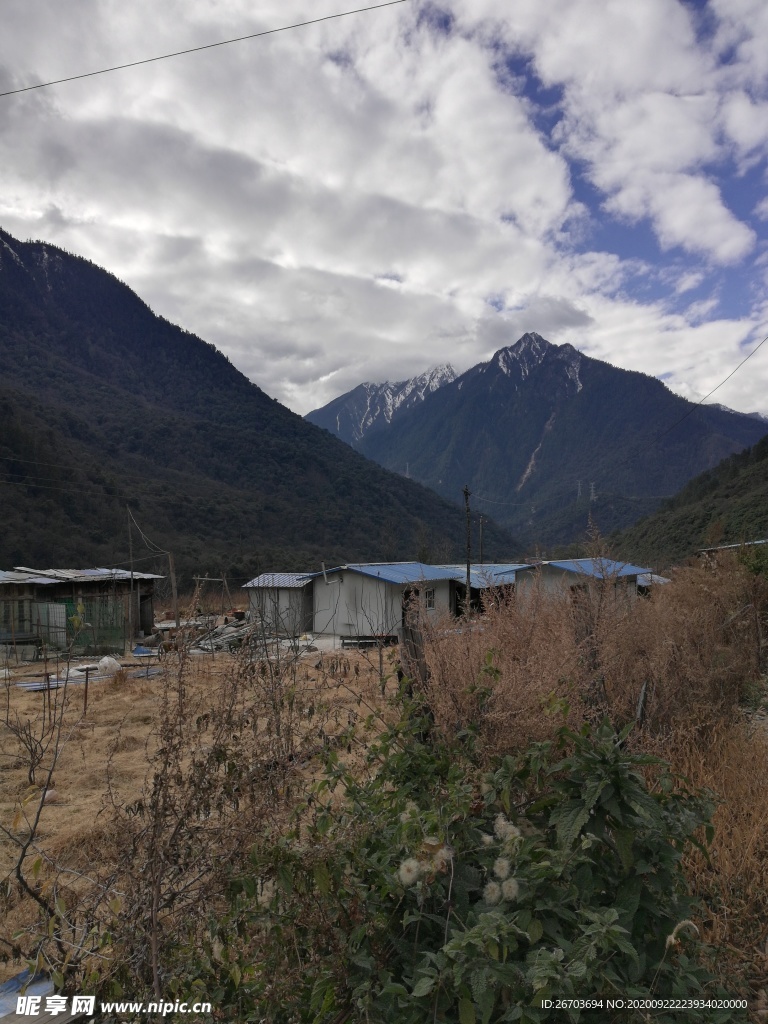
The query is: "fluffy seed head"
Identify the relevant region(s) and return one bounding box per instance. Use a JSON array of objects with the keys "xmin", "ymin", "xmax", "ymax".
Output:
[
  {"xmin": 399, "ymin": 800, "xmax": 419, "ymax": 823},
  {"xmin": 484, "ymin": 880, "xmax": 502, "ymax": 905},
  {"xmin": 493, "ymin": 857, "xmax": 511, "ymax": 880},
  {"xmin": 665, "ymin": 919, "xmax": 699, "ymax": 949},
  {"xmin": 494, "ymin": 814, "xmax": 521, "ymax": 843},
  {"xmin": 398, "ymin": 858, "xmax": 422, "ymax": 886},
  {"xmin": 432, "ymin": 845, "xmax": 453, "ymax": 872},
  {"xmin": 501, "ymin": 877, "xmax": 519, "ymax": 901}
]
